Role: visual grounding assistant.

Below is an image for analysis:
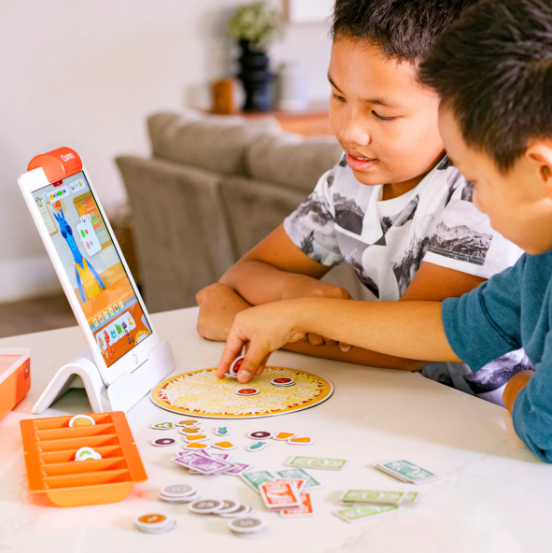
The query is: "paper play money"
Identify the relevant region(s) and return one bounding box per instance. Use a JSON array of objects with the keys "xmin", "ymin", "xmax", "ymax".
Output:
[
  {"xmin": 172, "ymin": 453, "xmax": 232, "ymax": 474},
  {"xmin": 402, "ymin": 492, "xmax": 419, "ymax": 504},
  {"xmin": 276, "ymin": 468, "xmax": 323, "ymax": 490},
  {"xmin": 259, "ymin": 480, "xmax": 301, "ymax": 510},
  {"xmin": 341, "ymin": 490, "xmax": 406, "ymax": 505},
  {"xmin": 240, "ymin": 470, "xmax": 275, "ymax": 492},
  {"xmin": 376, "ymin": 460, "xmax": 439, "ymax": 484},
  {"xmin": 286, "ymin": 455, "xmax": 348, "ymax": 471},
  {"xmin": 280, "ymin": 493, "xmax": 315, "ymax": 518},
  {"xmin": 333, "ymin": 504, "xmax": 401, "ymax": 524}
]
